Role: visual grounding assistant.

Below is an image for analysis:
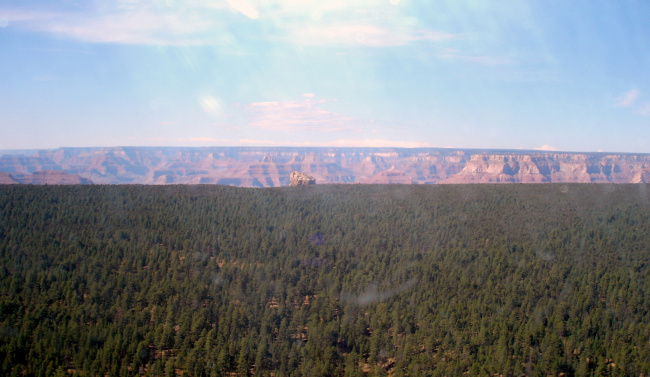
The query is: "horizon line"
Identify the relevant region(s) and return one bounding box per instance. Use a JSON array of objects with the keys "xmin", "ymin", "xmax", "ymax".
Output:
[{"xmin": 1, "ymin": 145, "xmax": 648, "ymax": 155}]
